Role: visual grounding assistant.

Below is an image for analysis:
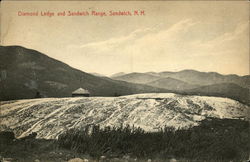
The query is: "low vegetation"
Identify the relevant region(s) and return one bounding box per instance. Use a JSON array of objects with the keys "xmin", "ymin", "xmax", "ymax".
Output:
[
  {"xmin": 58, "ymin": 118, "xmax": 249, "ymax": 161},
  {"xmin": 0, "ymin": 118, "xmax": 249, "ymax": 161}
]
